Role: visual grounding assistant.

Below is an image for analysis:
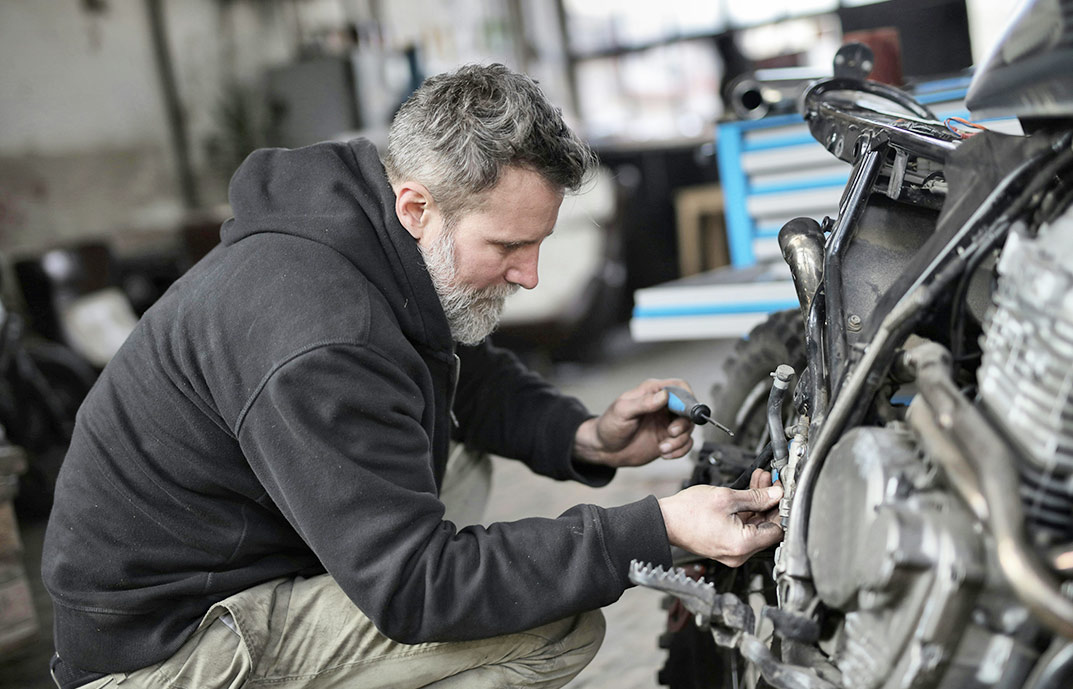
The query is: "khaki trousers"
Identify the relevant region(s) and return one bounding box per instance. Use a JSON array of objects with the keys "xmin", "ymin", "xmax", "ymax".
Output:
[
  {"xmin": 73, "ymin": 446, "xmax": 606, "ymax": 688},
  {"xmin": 79, "ymin": 575, "xmax": 605, "ymax": 689}
]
